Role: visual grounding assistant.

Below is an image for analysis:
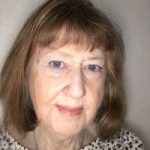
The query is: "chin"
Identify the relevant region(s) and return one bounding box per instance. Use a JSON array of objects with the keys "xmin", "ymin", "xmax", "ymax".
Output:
[{"xmin": 40, "ymin": 106, "xmax": 89, "ymax": 137}]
